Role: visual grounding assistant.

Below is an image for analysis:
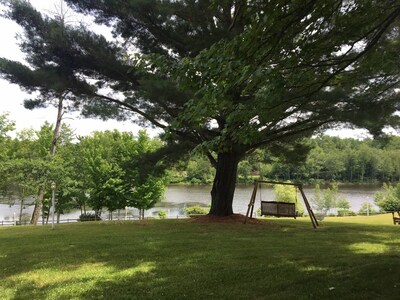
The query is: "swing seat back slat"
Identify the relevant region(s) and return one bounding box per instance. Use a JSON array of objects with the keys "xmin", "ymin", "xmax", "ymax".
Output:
[{"xmin": 261, "ymin": 201, "xmax": 296, "ymax": 218}]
